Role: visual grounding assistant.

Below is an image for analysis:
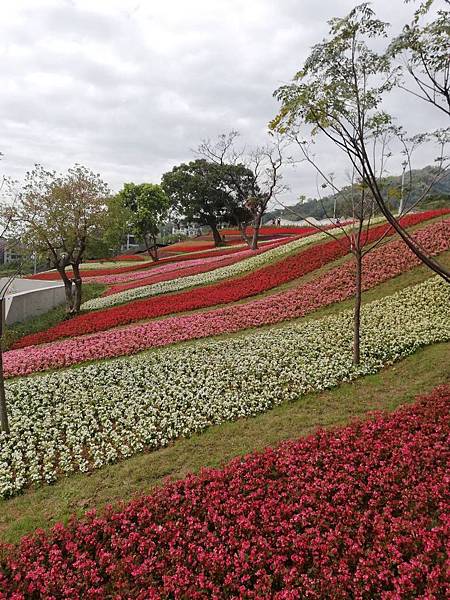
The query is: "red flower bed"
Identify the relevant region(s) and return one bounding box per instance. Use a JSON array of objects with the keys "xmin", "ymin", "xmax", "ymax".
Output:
[
  {"xmin": 1, "ymin": 386, "xmax": 448, "ymax": 599},
  {"xmin": 28, "ymin": 262, "xmax": 155, "ymax": 281},
  {"xmin": 222, "ymin": 224, "xmax": 347, "ymax": 236},
  {"xmin": 14, "ymin": 210, "xmax": 448, "ymax": 348},
  {"xmin": 110, "ymin": 254, "xmax": 146, "ymax": 261},
  {"xmin": 166, "ymin": 239, "xmax": 244, "ymax": 252}
]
